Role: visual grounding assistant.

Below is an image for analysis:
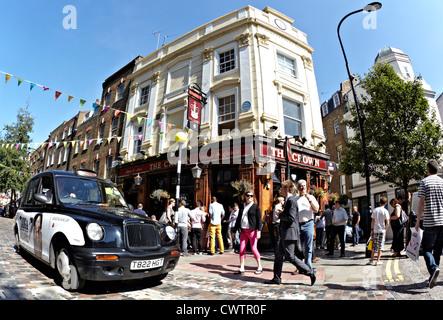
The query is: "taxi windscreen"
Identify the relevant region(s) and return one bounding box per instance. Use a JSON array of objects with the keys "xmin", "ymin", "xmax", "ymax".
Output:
[{"xmin": 55, "ymin": 176, "xmax": 129, "ymax": 208}]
